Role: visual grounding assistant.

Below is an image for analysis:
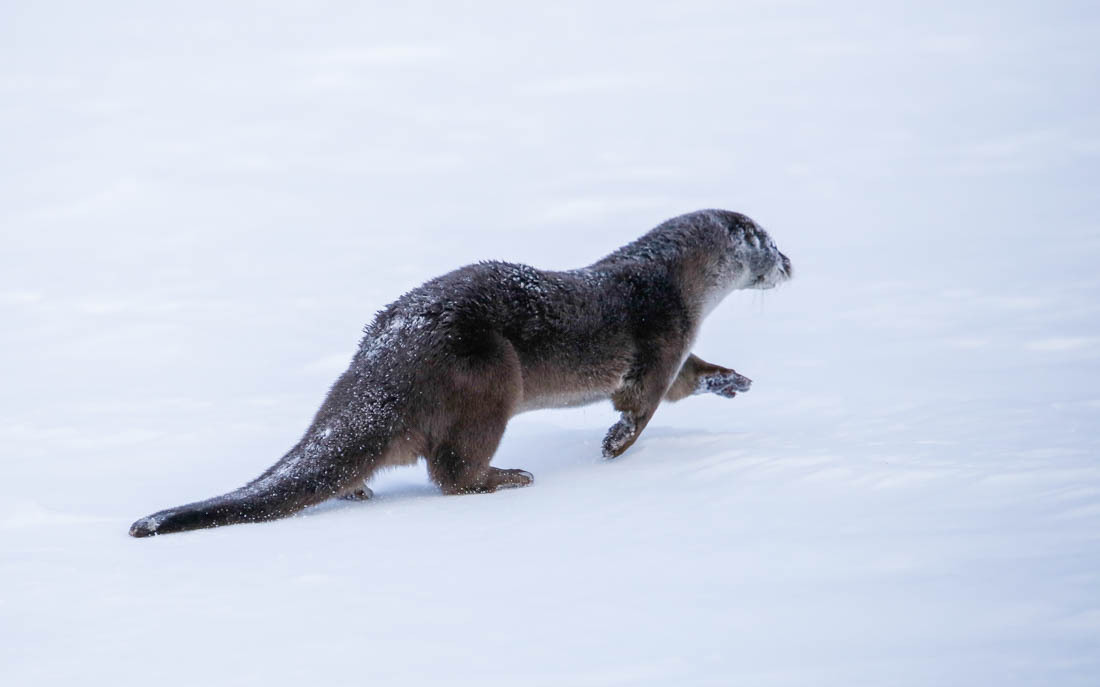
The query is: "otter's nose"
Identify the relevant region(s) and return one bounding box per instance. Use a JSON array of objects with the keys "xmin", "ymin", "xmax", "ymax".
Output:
[{"xmin": 780, "ymin": 252, "xmax": 792, "ymax": 278}]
